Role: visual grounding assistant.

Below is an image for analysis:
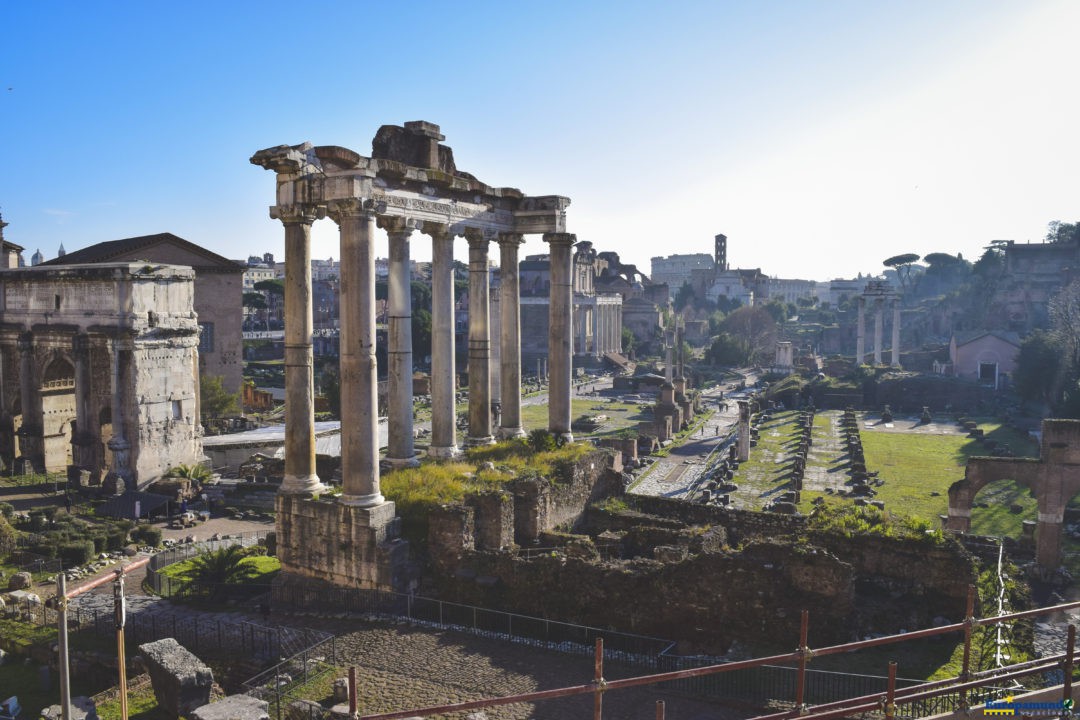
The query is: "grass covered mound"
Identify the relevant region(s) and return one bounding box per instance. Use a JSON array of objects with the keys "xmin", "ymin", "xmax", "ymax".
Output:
[{"xmin": 381, "ymin": 438, "xmax": 597, "ymax": 548}]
